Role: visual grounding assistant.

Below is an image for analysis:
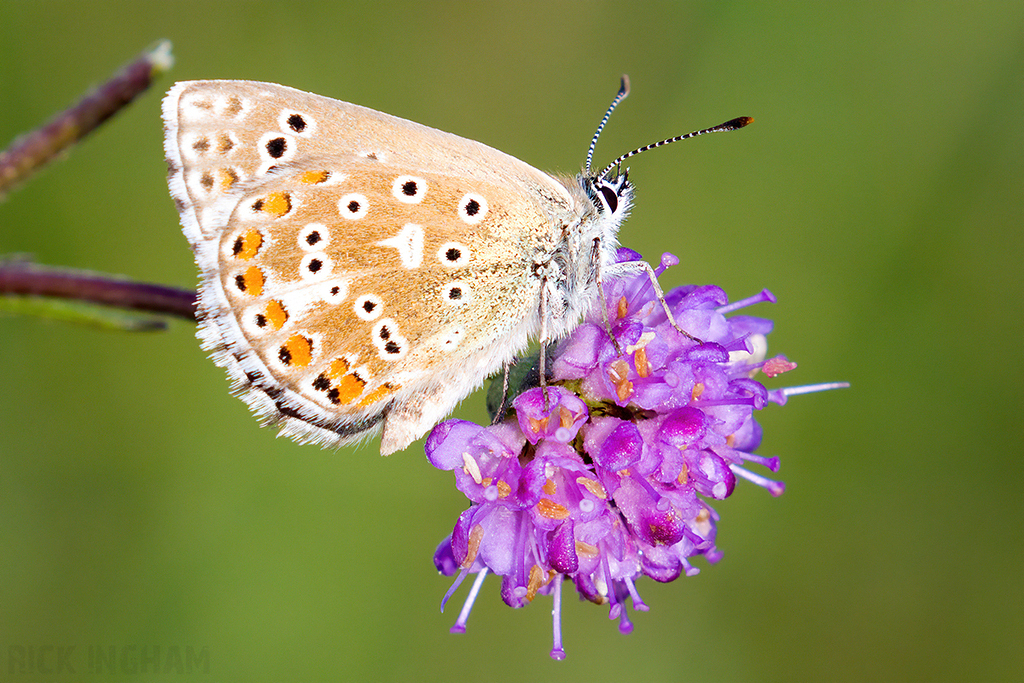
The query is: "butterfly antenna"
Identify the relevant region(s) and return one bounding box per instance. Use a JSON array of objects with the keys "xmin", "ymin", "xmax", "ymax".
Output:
[
  {"xmin": 585, "ymin": 75, "xmax": 631, "ymax": 174},
  {"xmin": 598, "ymin": 116, "xmax": 754, "ymax": 180}
]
